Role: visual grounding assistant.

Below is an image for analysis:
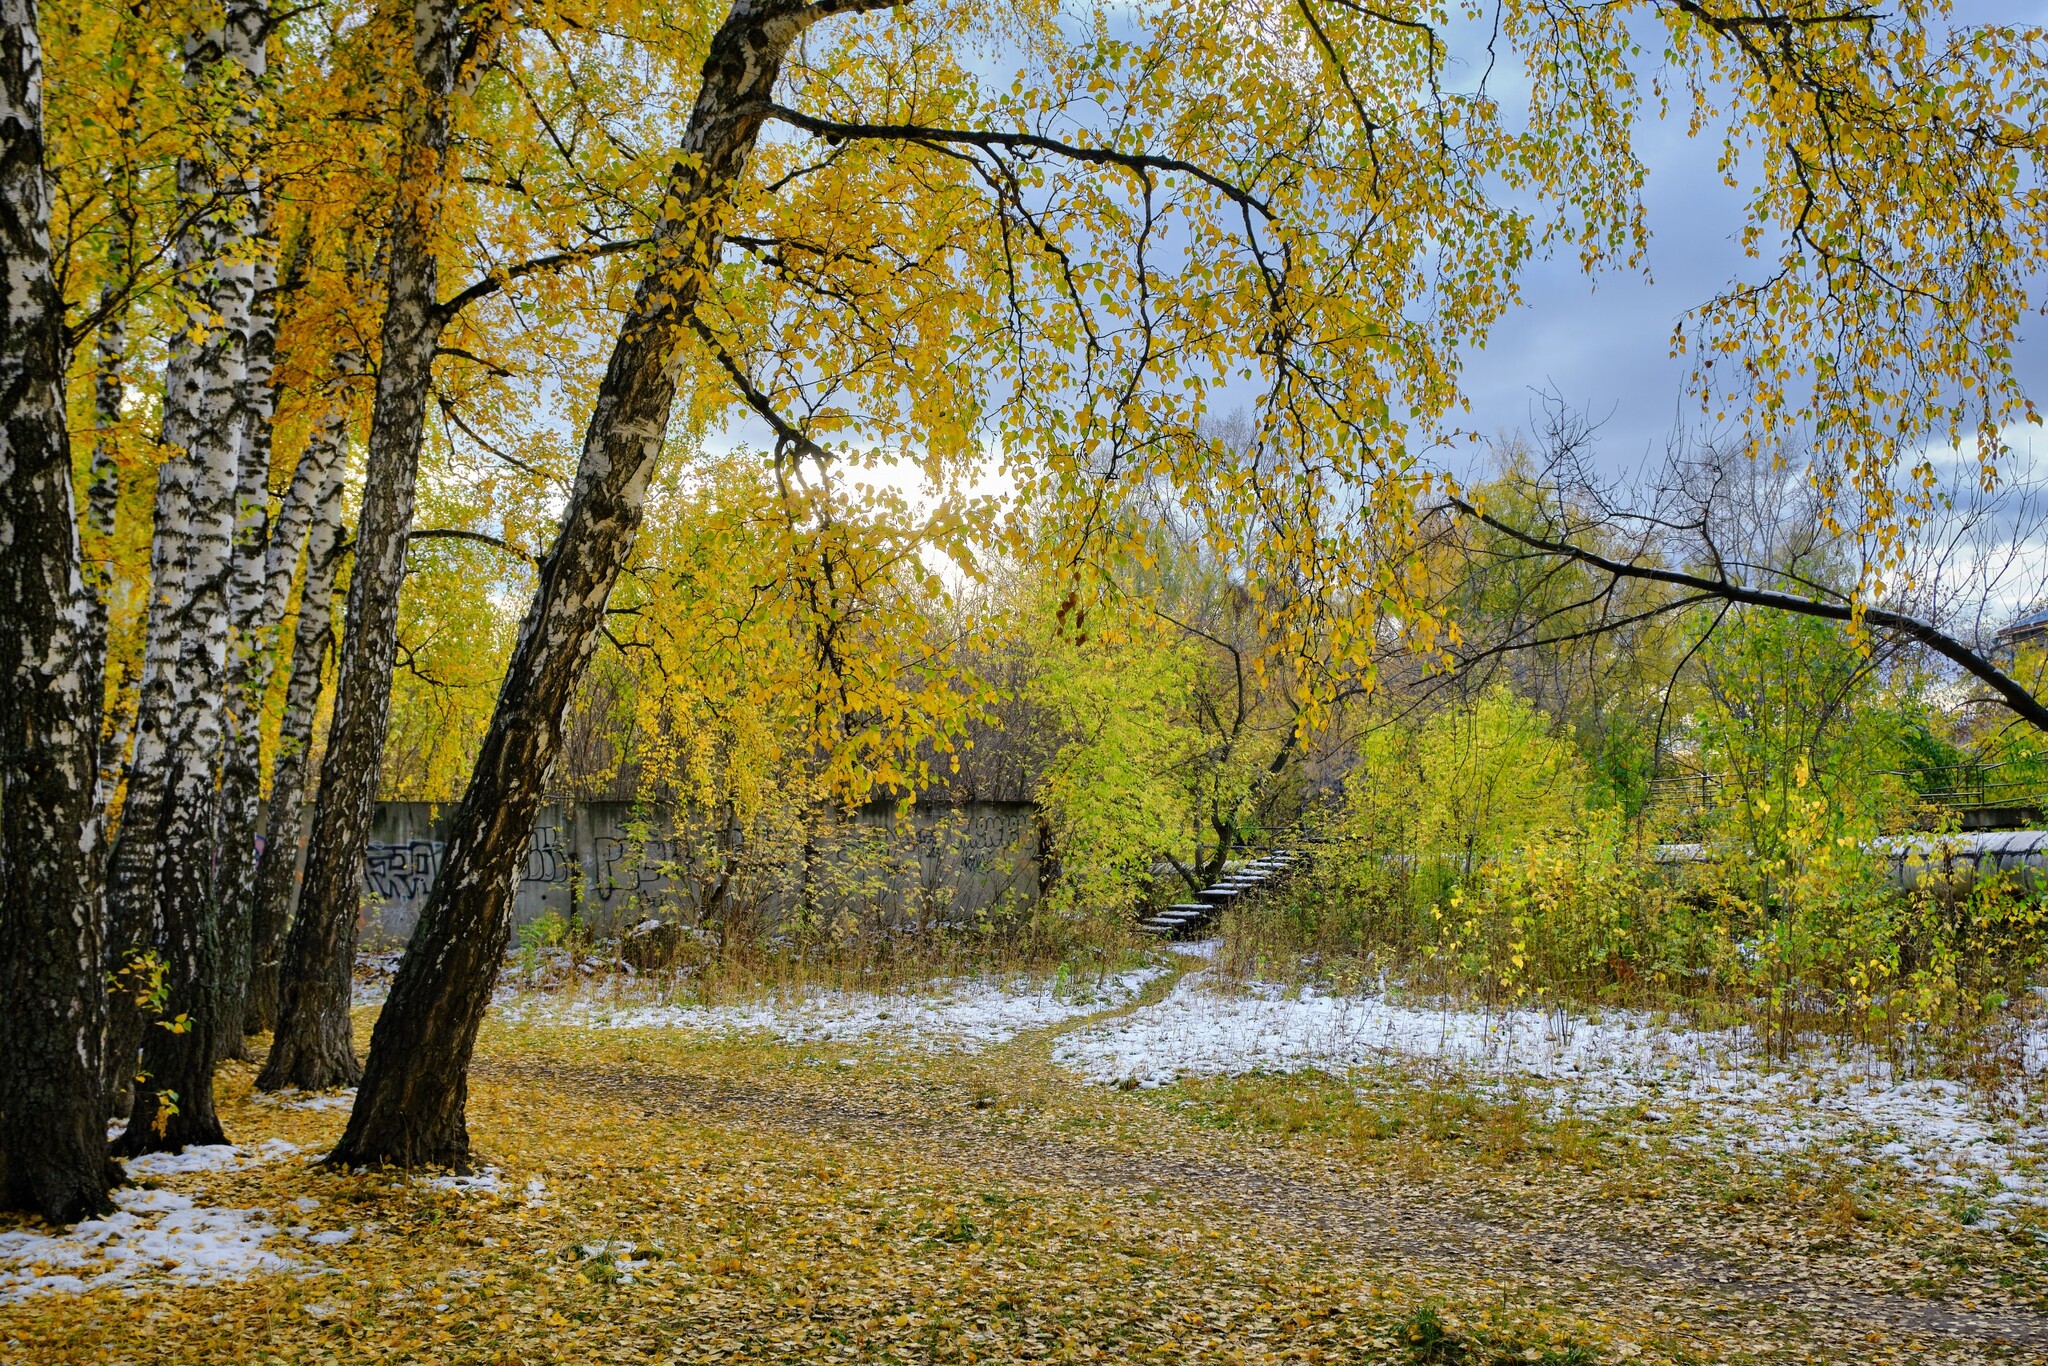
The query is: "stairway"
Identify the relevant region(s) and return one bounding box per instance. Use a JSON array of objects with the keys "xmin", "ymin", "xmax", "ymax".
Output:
[{"xmin": 1137, "ymin": 850, "xmax": 1299, "ymax": 939}]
